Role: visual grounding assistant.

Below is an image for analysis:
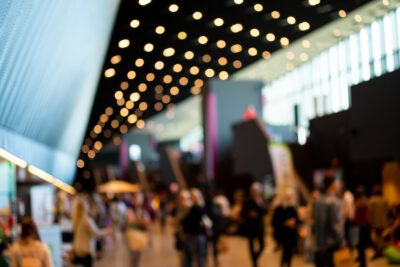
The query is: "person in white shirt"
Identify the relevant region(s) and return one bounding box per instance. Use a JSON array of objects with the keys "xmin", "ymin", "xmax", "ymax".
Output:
[
  {"xmin": 8, "ymin": 218, "xmax": 53, "ymax": 267},
  {"xmin": 342, "ymin": 188, "xmax": 355, "ymax": 248}
]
